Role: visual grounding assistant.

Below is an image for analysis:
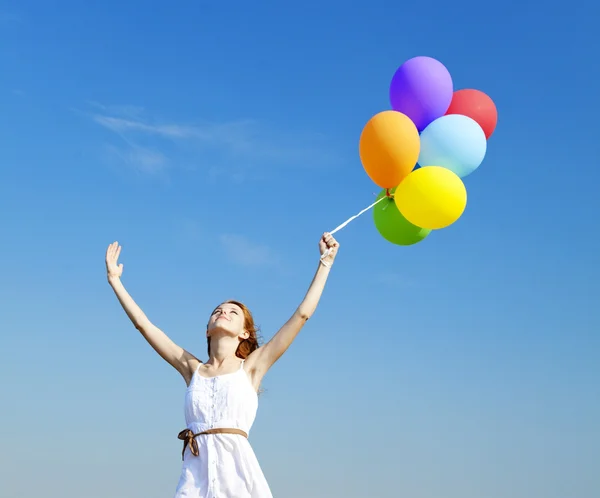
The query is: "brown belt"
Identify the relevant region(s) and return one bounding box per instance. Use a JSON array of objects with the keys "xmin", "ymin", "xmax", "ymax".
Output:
[{"xmin": 177, "ymin": 428, "xmax": 248, "ymax": 459}]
